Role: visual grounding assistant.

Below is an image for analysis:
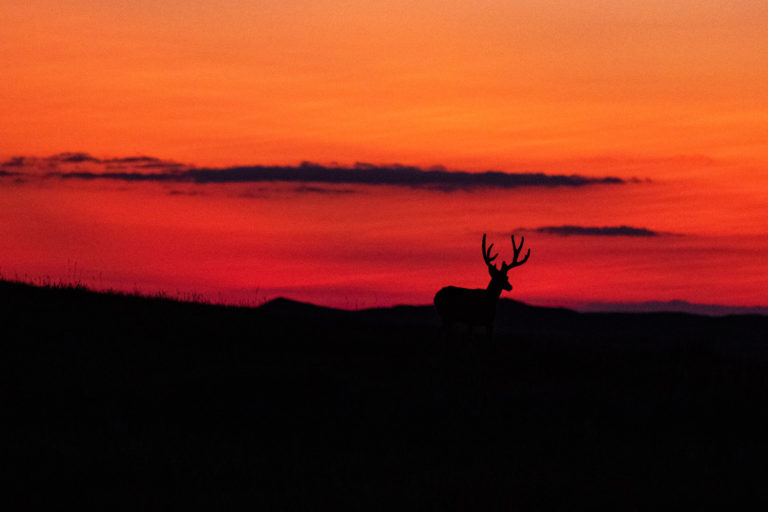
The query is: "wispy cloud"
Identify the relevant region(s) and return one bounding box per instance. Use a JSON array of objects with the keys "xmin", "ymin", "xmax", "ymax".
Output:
[
  {"xmin": 2, "ymin": 153, "xmax": 189, "ymax": 172},
  {"xmin": 0, "ymin": 156, "xmax": 27, "ymax": 167},
  {"xmin": 533, "ymin": 225, "xmax": 663, "ymax": 237},
  {"xmin": 167, "ymin": 189, "xmax": 205, "ymax": 196},
  {"xmin": 54, "ymin": 152, "xmax": 102, "ymax": 163},
  {"xmin": 4, "ymin": 153, "xmax": 641, "ymax": 191},
  {"xmin": 180, "ymin": 162, "xmax": 628, "ymax": 190},
  {"xmin": 292, "ymin": 185, "xmax": 358, "ymax": 195},
  {"xmin": 50, "ymin": 160, "xmax": 633, "ymax": 191},
  {"xmin": 57, "ymin": 171, "xmax": 180, "ymax": 182}
]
